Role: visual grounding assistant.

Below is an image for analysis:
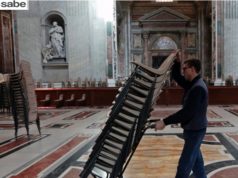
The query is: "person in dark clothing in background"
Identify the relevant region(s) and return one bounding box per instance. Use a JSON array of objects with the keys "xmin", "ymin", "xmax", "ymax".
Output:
[{"xmin": 155, "ymin": 52, "xmax": 208, "ymax": 178}]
